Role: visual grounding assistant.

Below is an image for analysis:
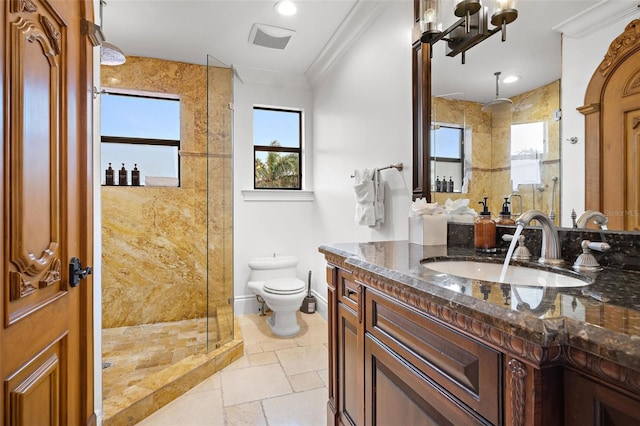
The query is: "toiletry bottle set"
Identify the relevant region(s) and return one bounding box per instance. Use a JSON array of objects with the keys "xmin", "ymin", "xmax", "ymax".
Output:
[
  {"xmin": 475, "ymin": 197, "xmax": 517, "ymax": 251},
  {"xmin": 105, "ymin": 163, "xmax": 141, "ymax": 186},
  {"xmin": 434, "ymin": 176, "xmax": 455, "ymax": 192}
]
